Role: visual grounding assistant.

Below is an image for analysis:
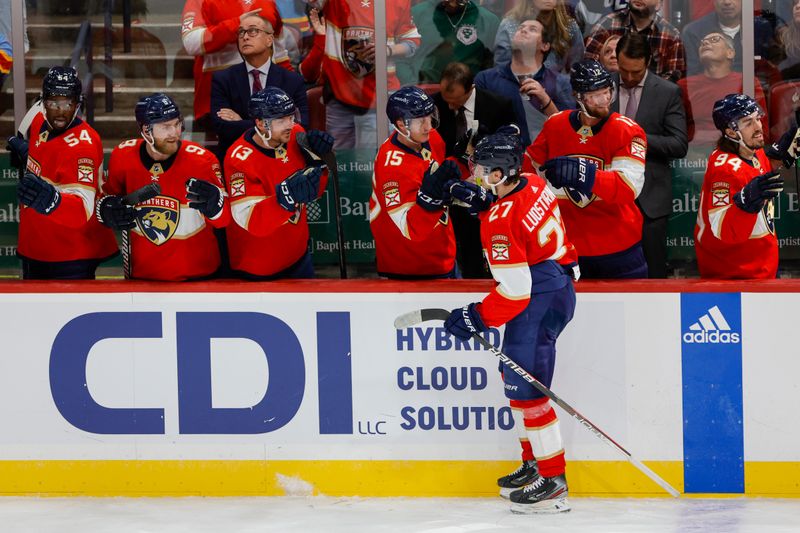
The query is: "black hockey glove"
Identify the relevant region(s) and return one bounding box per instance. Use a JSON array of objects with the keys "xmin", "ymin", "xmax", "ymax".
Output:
[
  {"xmin": 765, "ymin": 127, "xmax": 800, "ymax": 168},
  {"xmin": 444, "ymin": 303, "xmax": 488, "ymax": 341},
  {"xmin": 449, "ymin": 180, "xmax": 496, "ymax": 215},
  {"xmin": 18, "ymin": 172, "xmax": 61, "ymax": 215},
  {"xmin": 540, "ymin": 156, "xmax": 596, "ymax": 195},
  {"xmin": 305, "ymin": 129, "xmax": 334, "ymax": 157},
  {"xmin": 96, "ymin": 195, "xmax": 137, "ymax": 230},
  {"xmin": 186, "ymin": 177, "xmax": 224, "ymax": 218},
  {"xmin": 276, "ymin": 165, "xmax": 325, "ymax": 211},
  {"xmin": 733, "ymin": 171, "xmax": 784, "ymax": 214},
  {"xmin": 7, "ymin": 136, "xmax": 29, "ymax": 172},
  {"xmin": 417, "ymin": 159, "xmax": 461, "ymax": 212}
]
